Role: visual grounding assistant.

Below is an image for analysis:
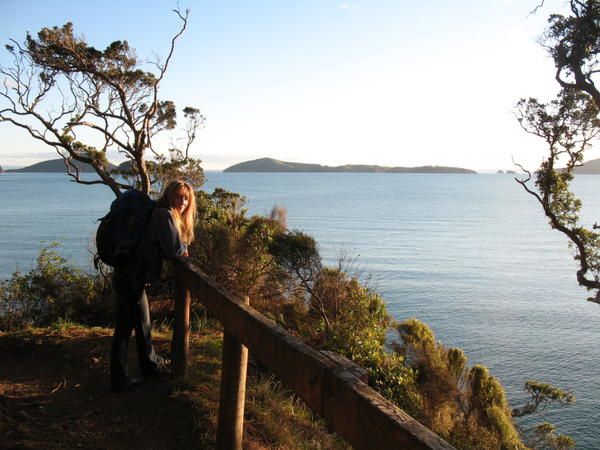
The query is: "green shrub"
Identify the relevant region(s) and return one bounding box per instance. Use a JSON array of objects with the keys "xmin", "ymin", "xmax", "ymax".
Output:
[
  {"xmin": 190, "ymin": 188, "xmax": 287, "ymax": 306},
  {"xmin": 0, "ymin": 244, "xmax": 112, "ymax": 330},
  {"xmin": 394, "ymin": 319, "xmax": 530, "ymax": 449}
]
